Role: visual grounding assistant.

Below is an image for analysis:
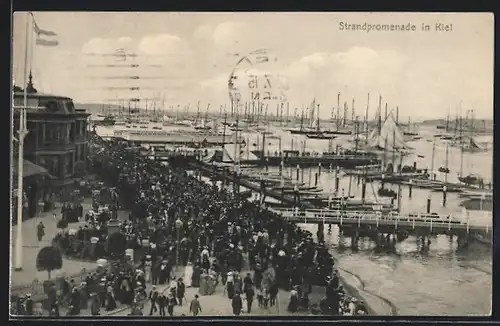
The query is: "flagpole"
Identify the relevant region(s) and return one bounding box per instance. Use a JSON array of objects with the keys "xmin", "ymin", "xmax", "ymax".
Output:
[{"xmin": 14, "ymin": 12, "xmax": 31, "ymax": 271}]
